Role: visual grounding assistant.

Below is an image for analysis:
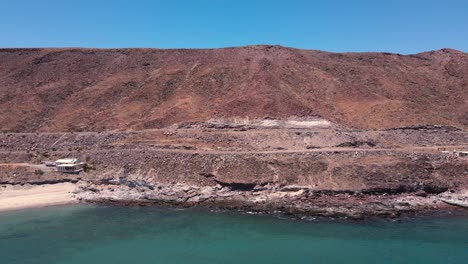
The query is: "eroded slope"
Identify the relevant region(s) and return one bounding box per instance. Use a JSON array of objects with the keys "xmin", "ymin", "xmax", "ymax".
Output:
[{"xmin": 1, "ymin": 46, "xmax": 467, "ymax": 132}]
